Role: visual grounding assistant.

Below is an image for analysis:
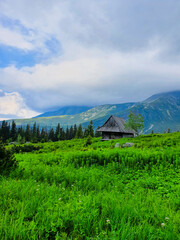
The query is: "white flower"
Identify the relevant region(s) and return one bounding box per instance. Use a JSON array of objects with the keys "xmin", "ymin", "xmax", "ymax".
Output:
[
  {"xmin": 106, "ymin": 219, "xmax": 110, "ymax": 223},
  {"xmin": 161, "ymin": 223, "xmax": 165, "ymax": 227},
  {"xmin": 165, "ymin": 217, "xmax": 169, "ymax": 220},
  {"xmin": 58, "ymin": 198, "xmax": 62, "ymax": 201}
]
